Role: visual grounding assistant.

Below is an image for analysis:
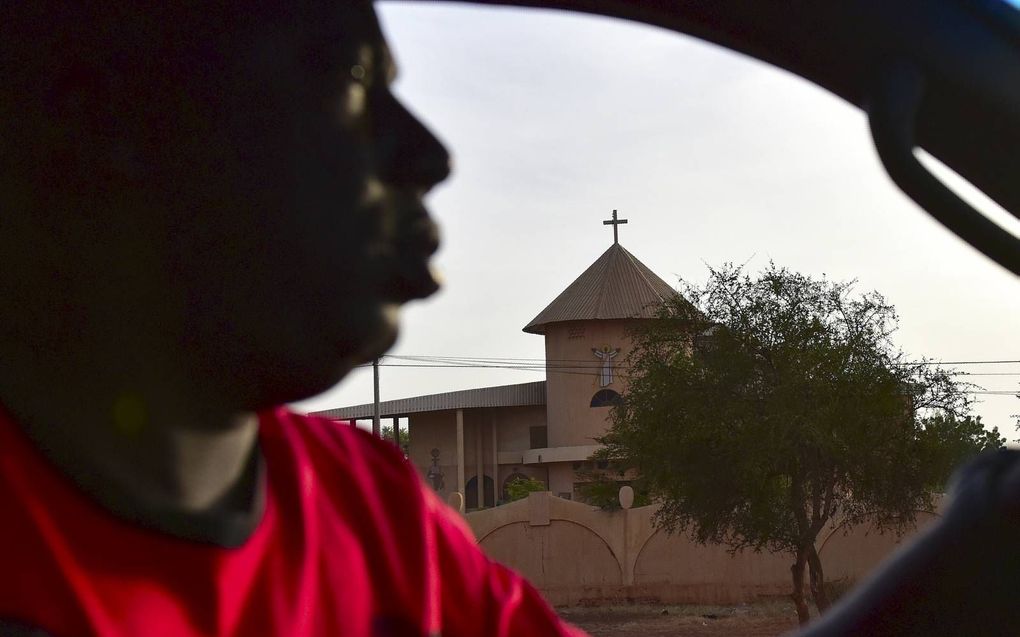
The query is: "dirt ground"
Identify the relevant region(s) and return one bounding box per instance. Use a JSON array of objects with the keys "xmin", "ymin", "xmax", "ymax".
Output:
[{"xmin": 559, "ymin": 602, "xmax": 803, "ymax": 637}]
